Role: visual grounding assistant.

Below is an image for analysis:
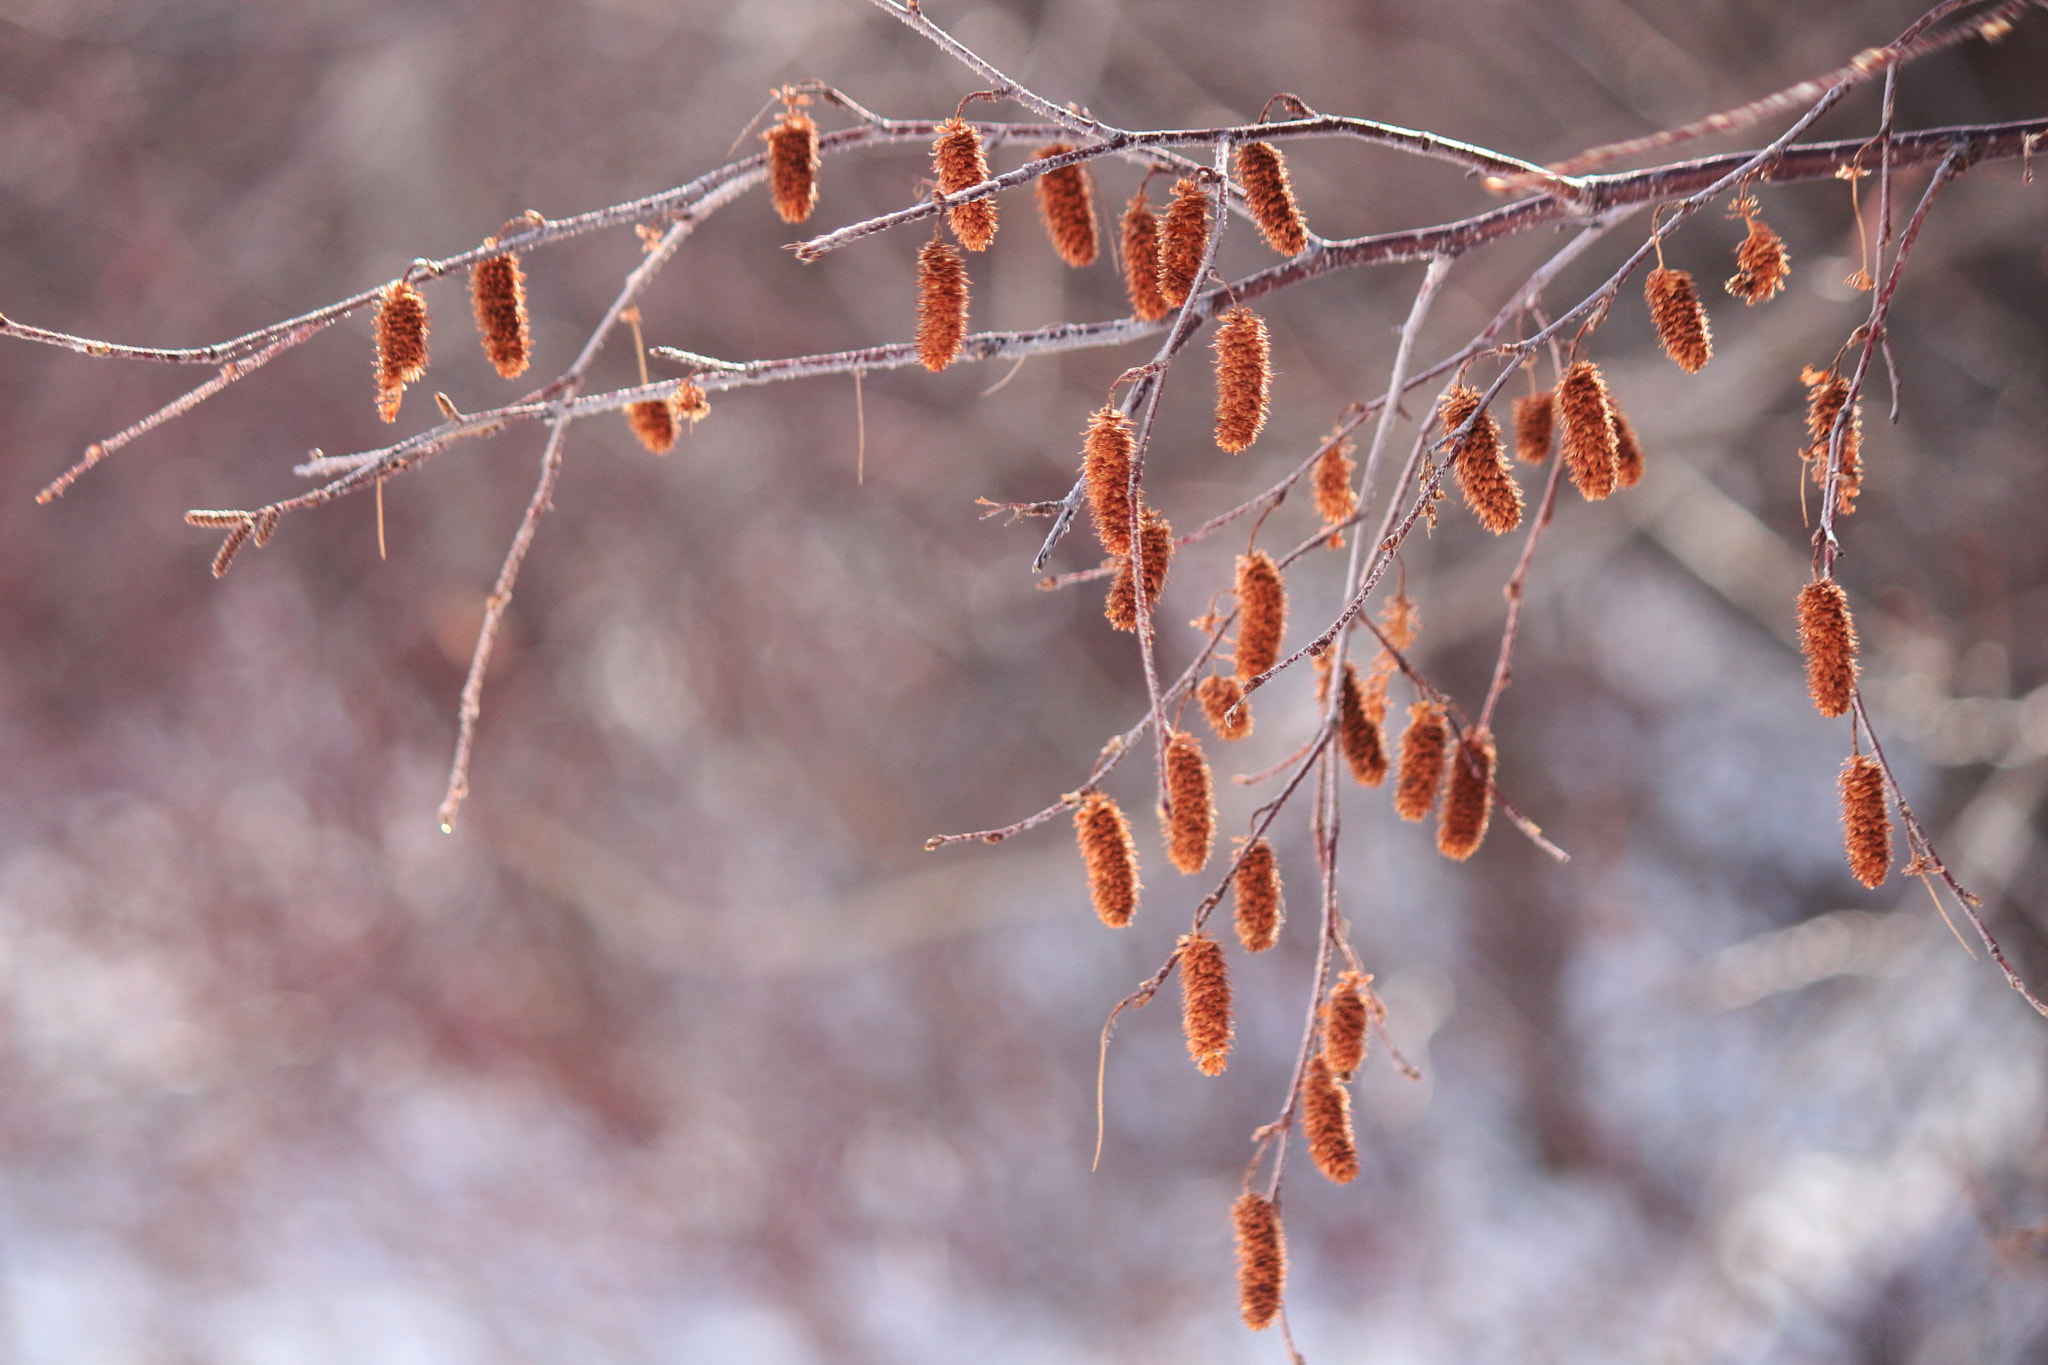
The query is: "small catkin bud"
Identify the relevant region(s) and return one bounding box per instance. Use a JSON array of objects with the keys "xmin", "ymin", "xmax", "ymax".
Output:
[
  {"xmin": 1612, "ymin": 407, "xmax": 1646, "ymax": 489},
  {"xmin": 1440, "ymin": 385, "xmax": 1524, "ymax": 534},
  {"xmin": 916, "ymin": 237, "xmax": 969, "ymax": 372},
  {"xmin": 1393, "ymin": 700, "xmax": 1449, "ymax": 821},
  {"xmin": 1213, "ymin": 307, "xmax": 1271, "ymax": 453},
  {"xmin": 1303, "ymin": 1054, "xmax": 1359, "ymax": 1184},
  {"xmin": 1104, "ymin": 508, "xmax": 1173, "ymax": 632},
  {"xmin": 1199, "ymin": 674, "xmax": 1254, "ymax": 742},
  {"xmin": 1234, "ymin": 549, "xmax": 1286, "ymax": 683},
  {"xmin": 1726, "ymin": 213, "xmax": 1791, "ymax": 303},
  {"xmin": 1164, "ymin": 729, "xmax": 1217, "ymax": 875},
  {"xmin": 469, "ymin": 253, "xmax": 531, "ymax": 379},
  {"xmin": 1075, "ymin": 792, "xmax": 1141, "ymax": 927},
  {"xmin": 1031, "ymin": 144, "xmax": 1098, "ymax": 267},
  {"xmin": 374, "ymin": 280, "xmax": 430, "ymax": 422},
  {"xmin": 1437, "ymin": 728, "xmax": 1495, "ymax": 861},
  {"xmin": 627, "ymin": 398, "xmax": 679, "ymax": 454},
  {"xmin": 765, "ymin": 109, "xmax": 821, "ymax": 225},
  {"xmin": 1120, "ymin": 191, "xmax": 1171, "ymax": 322},
  {"xmin": 1233, "ymin": 837, "xmax": 1283, "ymax": 952},
  {"xmin": 1322, "ymin": 971, "xmax": 1369, "ymax": 1078},
  {"xmin": 1645, "ymin": 266, "xmax": 1713, "ymax": 373},
  {"xmin": 1313, "ymin": 436, "xmax": 1358, "ymax": 540},
  {"xmin": 933, "ymin": 117, "xmax": 997, "ymax": 251},
  {"xmin": 1840, "ymin": 754, "xmax": 1892, "ymax": 889},
  {"xmin": 1235, "ymin": 141, "xmax": 1307, "ymax": 256},
  {"xmin": 1083, "ymin": 406, "xmax": 1137, "ymax": 557},
  {"xmin": 1339, "ymin": 662, "xmax": 1388, "ymax": 788},
  {"xmin": 1177, "ymin": 931, "xmax": 1233, "ymax": 1075},
  {"xmin": 1557, "ymin": 360, "xmax": 1619, "ymax": 501},
  {"xmin": 1158, "ymin": 176, "xmax": 1212, "ymax": 308},
  {"xmin": 1797, "ymin": 580, "xmax": 1859, "ymax": 718},
  {"xmin": 1232, "ymin": 1193, "xmax": 1286, "ymax": 1332},
  {"xmin": 1512, "ymin": 391, "xmax": 1554, "ymax": 464}
]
